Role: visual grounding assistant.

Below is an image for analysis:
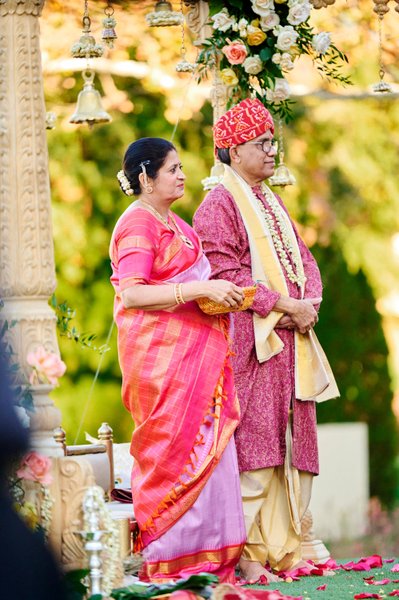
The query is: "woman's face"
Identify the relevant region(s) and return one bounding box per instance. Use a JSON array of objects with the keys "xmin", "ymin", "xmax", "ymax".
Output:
[
  {"xmin": 150, "ymin": 149, "xmax": 186, "ymax": 204},
  {"xmin": 231, "ymin": 130, "xmax": 277, "ymax": 186}
]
